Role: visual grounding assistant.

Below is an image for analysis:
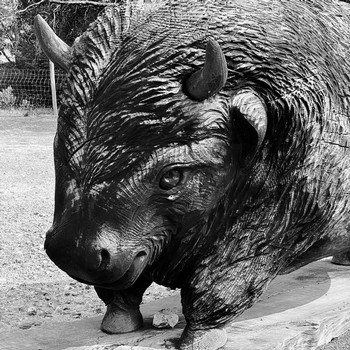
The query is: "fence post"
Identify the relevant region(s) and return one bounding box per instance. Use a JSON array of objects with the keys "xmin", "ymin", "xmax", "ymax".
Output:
[{"xmin": 49, "ymin": 60, "xmax": 58, "ymax": 117}]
